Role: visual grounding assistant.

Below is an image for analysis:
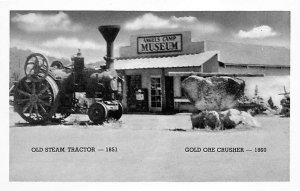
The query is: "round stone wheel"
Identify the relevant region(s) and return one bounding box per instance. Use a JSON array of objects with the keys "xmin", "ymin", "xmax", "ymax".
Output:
[{"xmin": 14, "ymin": 76, "xmax": 59, "ymax": 124}]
